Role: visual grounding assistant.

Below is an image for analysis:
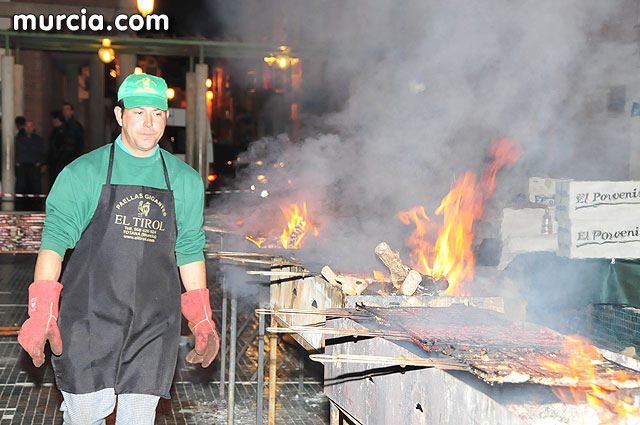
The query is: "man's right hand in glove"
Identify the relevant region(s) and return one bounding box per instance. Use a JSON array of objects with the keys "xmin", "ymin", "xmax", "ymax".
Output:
[{"xmin": 18, "ymin": 280, "xmax": 63, "ymax": 367}]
